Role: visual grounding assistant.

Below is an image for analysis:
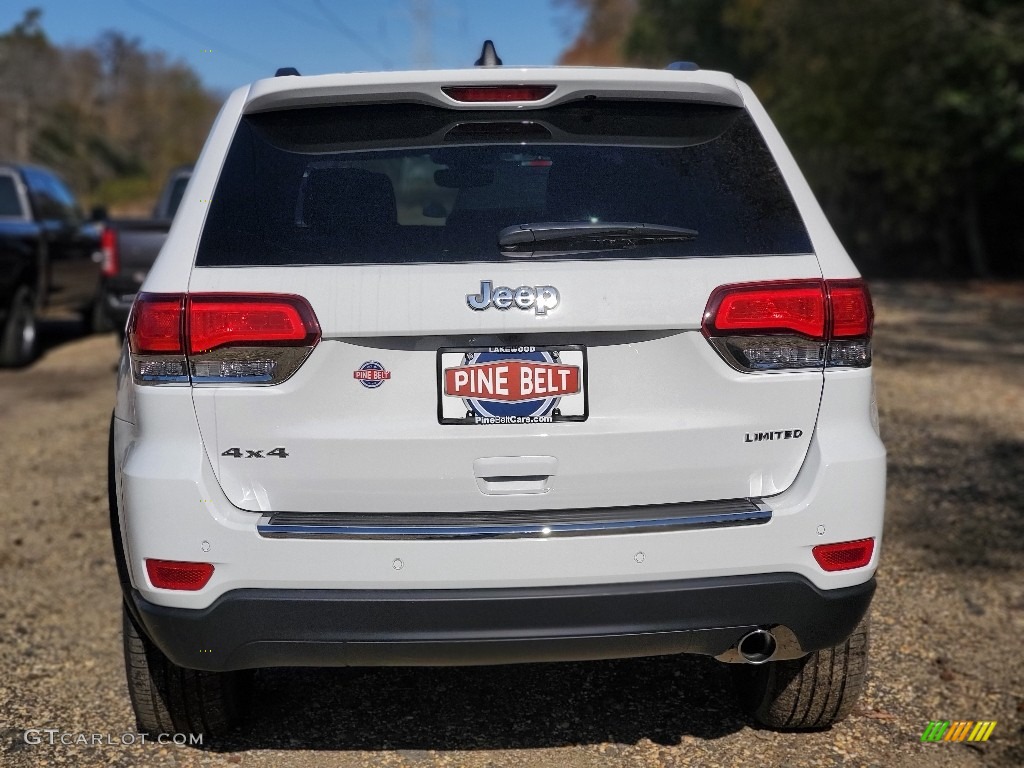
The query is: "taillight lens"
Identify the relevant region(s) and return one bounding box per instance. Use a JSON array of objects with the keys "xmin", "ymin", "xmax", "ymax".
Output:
[
  {"xmin": 127, "ymin": 293, "xmax": 188, "ymax": 383},
  {"xmin": 188, "ymin": 295, "xmax": 320, "ymax": 354},
  {"xmin": 127, "ymin": 292, "xmax": 321, "ymax": 385},
  {"xmin": 146, "ymin": 559, "xmax": 215, "ymax": 590},
  {"xmin": 442, "ymin": 85, "xmax": 556, "ymax": 102},
  {"xmin": 828, "ymin": 280, "xmax": 873, "ymax": 338},
  {"xmin": 129, "ymin": 293, "xmax": 185, "ymax": 354},
  {"xmin": 704, "ymin": 282, "xmax": 827, "ymax": 339},
  {"xmin": 702, "ymin": 279, "xmax": 873, "ymax": 372},
  {"xmin": 812, "ymin": 538, "xmax": 874, "ymax": 571},
  {"xmin": 100, "ymin": 227, "xmax": 119, "ymax": 278}
]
